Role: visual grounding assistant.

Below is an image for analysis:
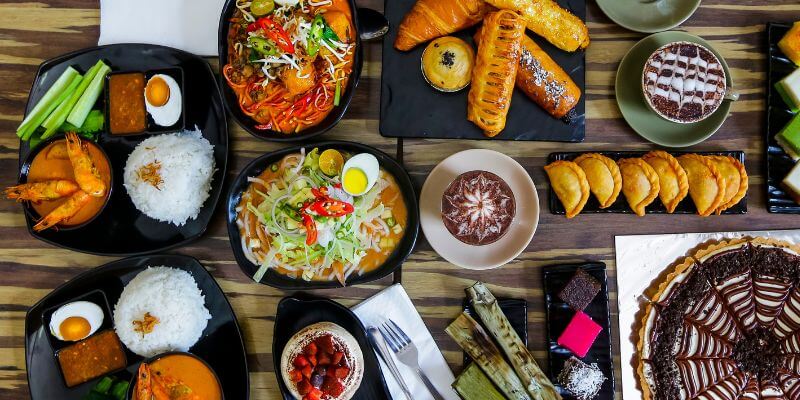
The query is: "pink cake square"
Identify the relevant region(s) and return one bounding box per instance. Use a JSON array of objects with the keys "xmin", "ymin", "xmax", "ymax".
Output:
[{"xmin": 557, "ymin": 311, "xmax": 601, "ymax": 358}]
